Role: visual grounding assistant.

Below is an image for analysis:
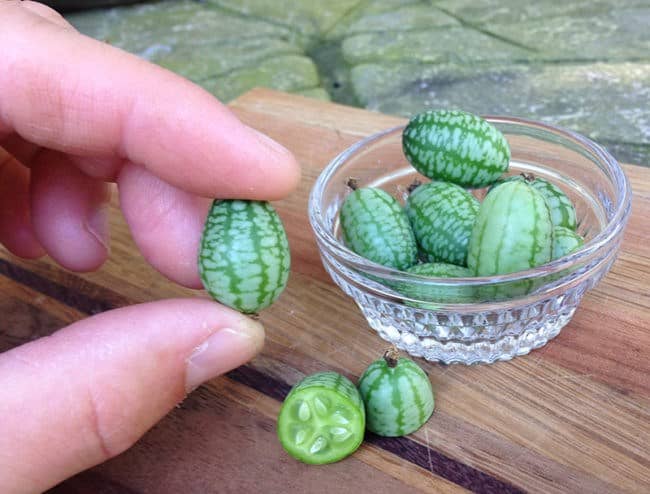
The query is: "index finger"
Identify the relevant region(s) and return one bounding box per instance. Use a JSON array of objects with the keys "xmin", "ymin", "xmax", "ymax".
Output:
[{"xmin": 0, "ymin": 3, "xmax": 300, "ymax": 200}]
